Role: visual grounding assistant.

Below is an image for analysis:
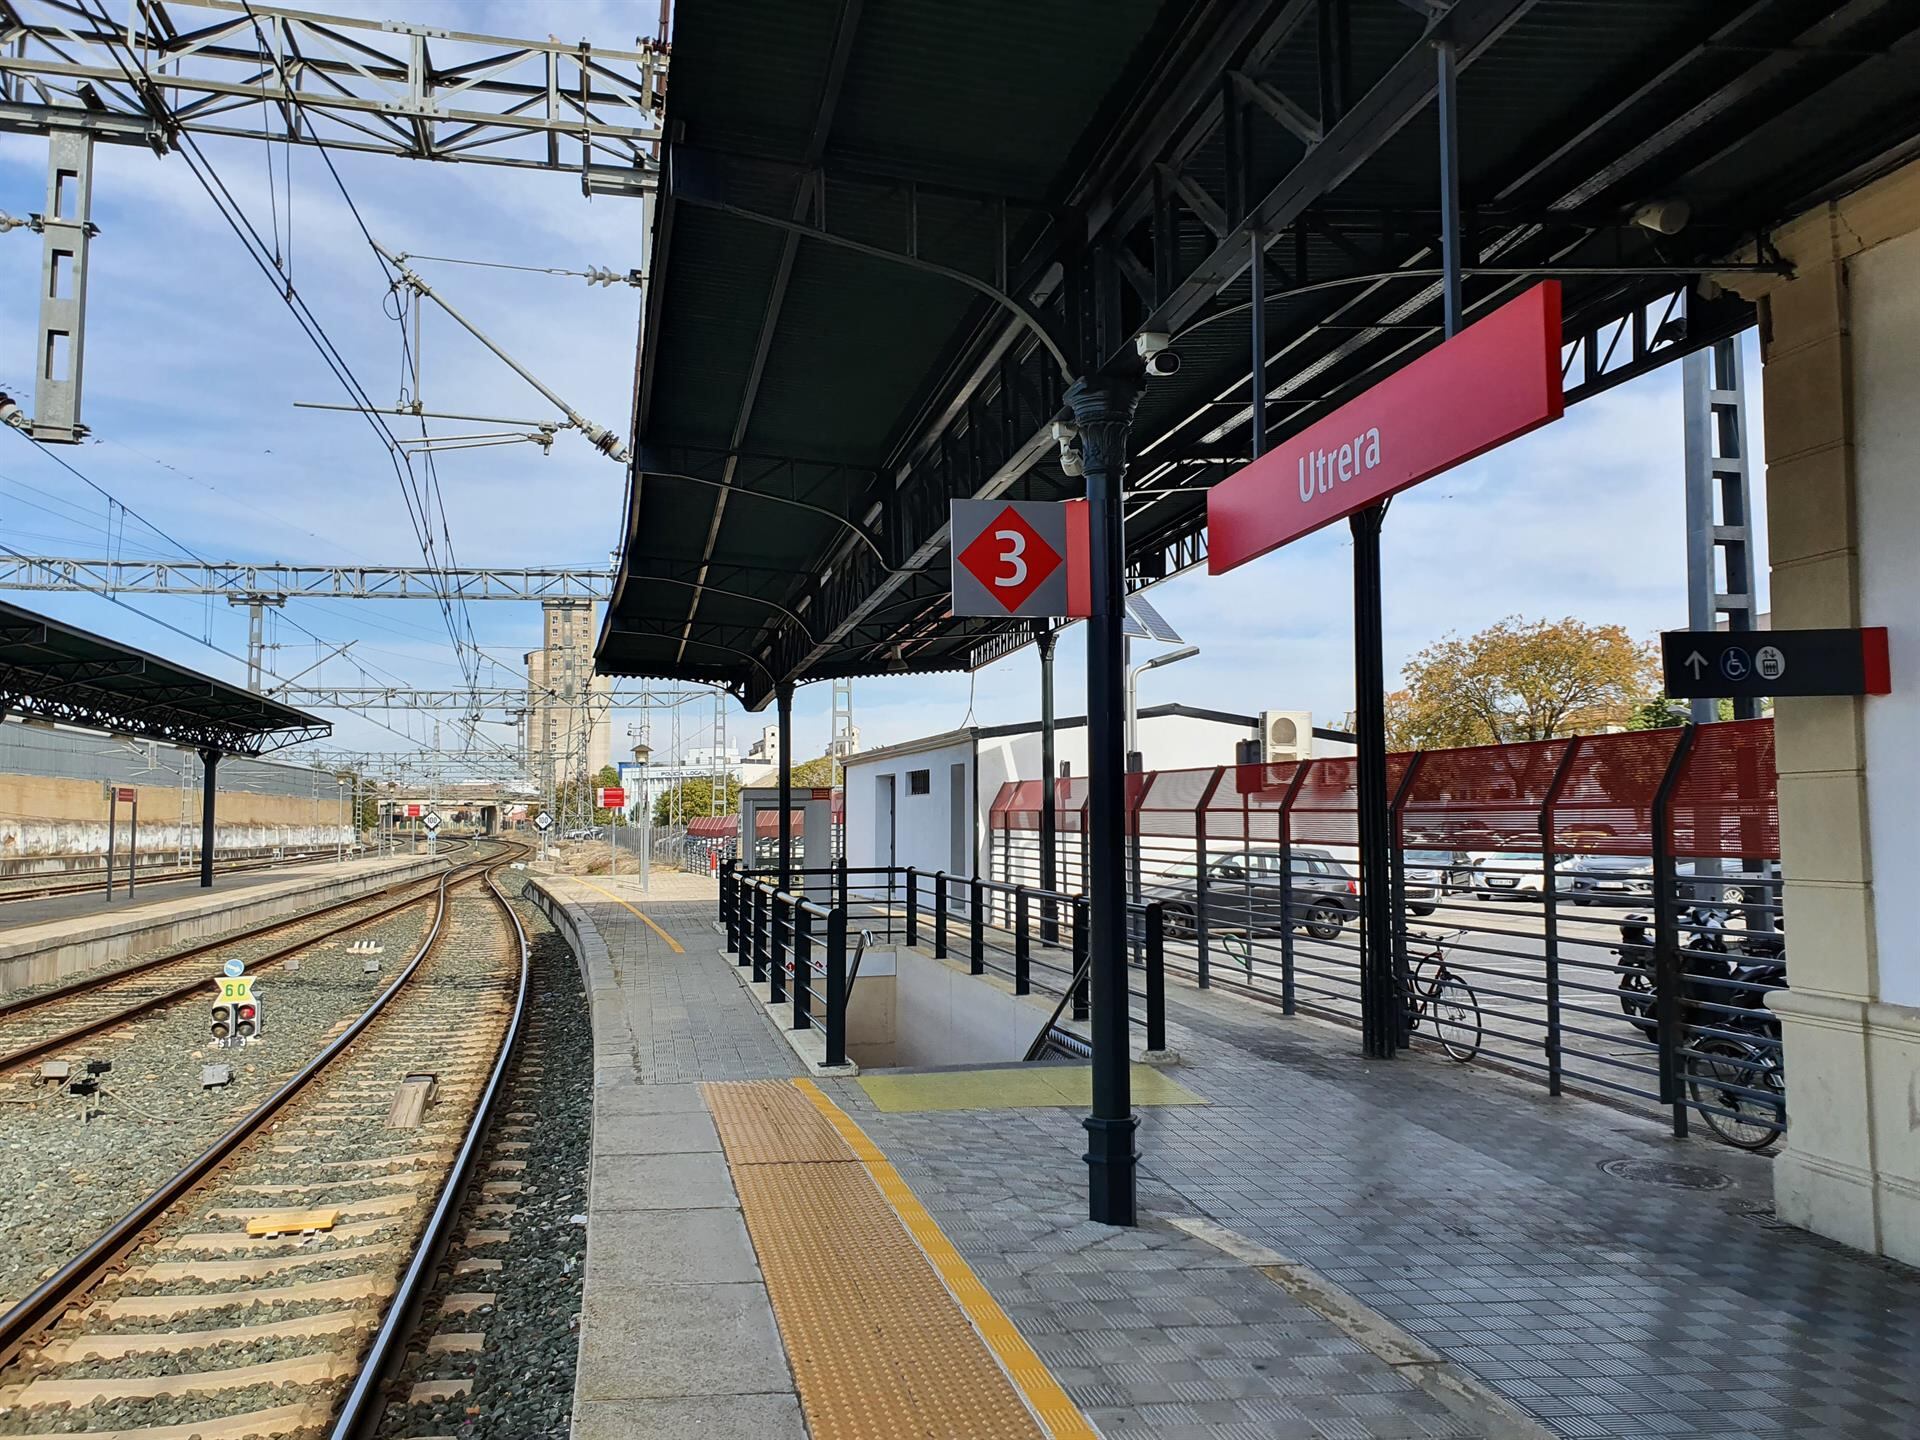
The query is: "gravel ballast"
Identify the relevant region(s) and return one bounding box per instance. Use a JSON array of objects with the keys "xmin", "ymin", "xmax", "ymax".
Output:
[
  {"xmin": 0, "ymin": 898, "xmax": 446, "ymax": 1310},
  {"xmin": 374, "ymin": 871, "xmax": 590, "ymax": 1440},
  {"xmin": 0, "ymin": 874, "xmax": 520, "ymax": 1437}
]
